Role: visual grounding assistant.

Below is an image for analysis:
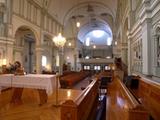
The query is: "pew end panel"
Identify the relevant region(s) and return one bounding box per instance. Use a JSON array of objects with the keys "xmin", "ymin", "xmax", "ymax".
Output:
[
  {"xmin": 61, "ymin": 100, "xmax": 78, "ymax": 120},
  {"xmin": 129, "ymin": 76, "xmax": 160, "ymax": 120}
]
